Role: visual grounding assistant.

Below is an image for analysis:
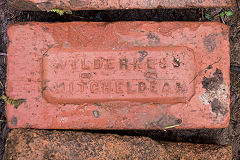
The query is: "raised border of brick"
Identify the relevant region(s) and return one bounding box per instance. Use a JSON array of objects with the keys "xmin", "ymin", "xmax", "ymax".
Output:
[{"xmin": 8, "ymin": 0, "xmax": 235, "ymax": 11}]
